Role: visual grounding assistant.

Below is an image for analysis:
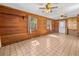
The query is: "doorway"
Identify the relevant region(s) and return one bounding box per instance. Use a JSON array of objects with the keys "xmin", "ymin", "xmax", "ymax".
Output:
[{"xmin": 59, "ymin": 20, "xmax": 66, "ymax": 34}]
